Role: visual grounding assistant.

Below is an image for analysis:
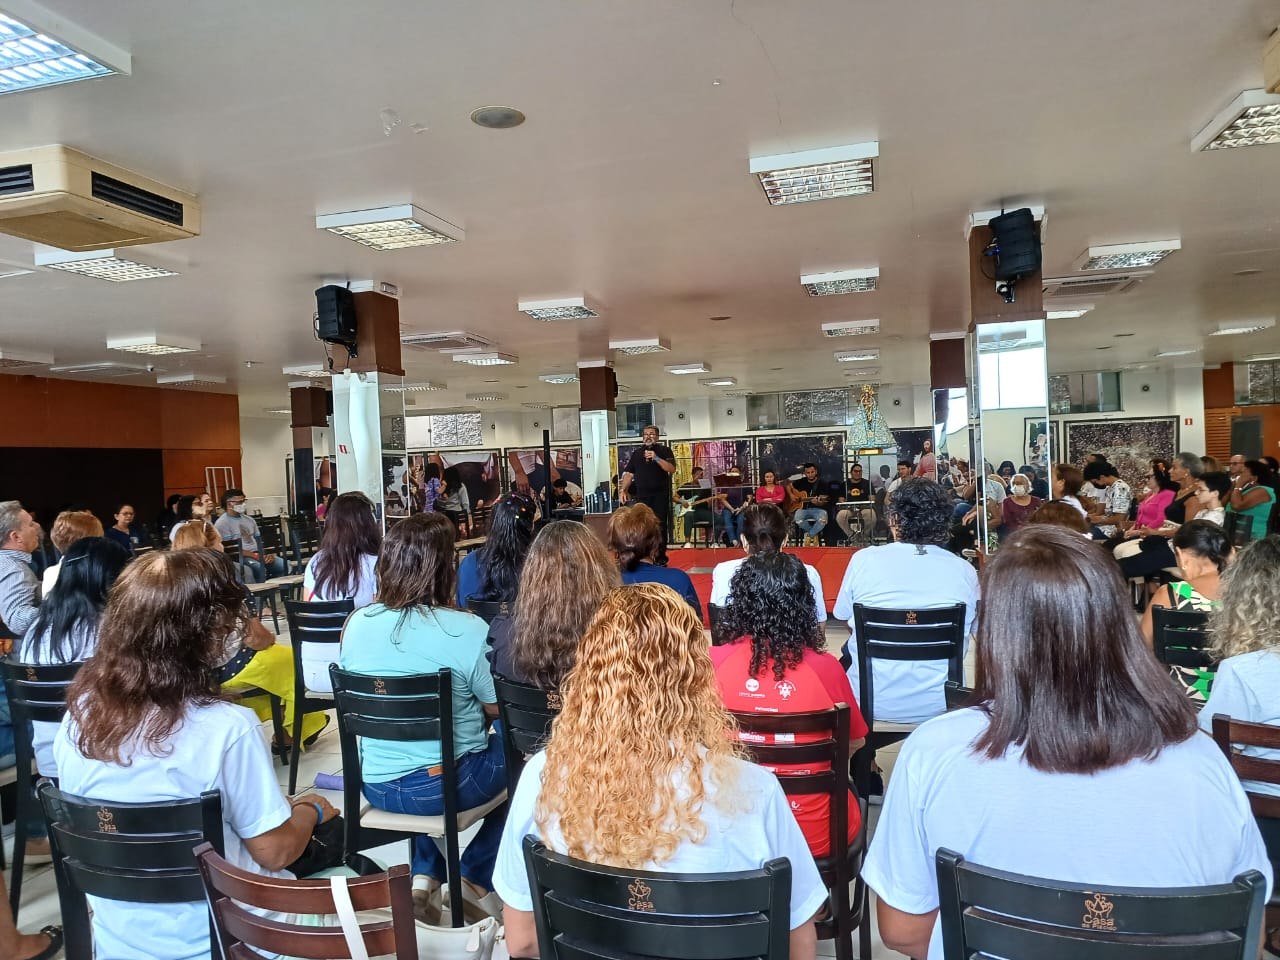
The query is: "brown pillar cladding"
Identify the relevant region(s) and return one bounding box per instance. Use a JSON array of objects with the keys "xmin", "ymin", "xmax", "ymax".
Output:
[
  {"xmin": 290, "ymin": 385, "xmax": 328, "ymax": 428},
  {"xmin": 579, "ymin": 365, "xmax": 617, "ymax": 412},
  {"xmin": 348, "ymin": 291, "xmax": 405, "ymax": 376},
  {"xmin": 930, "ymin": 338, "xmax": 967, "ymax": 391},
  {"xmin": 968, "ymin": 224, "xmax": 1044, "ymax": 326}
]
